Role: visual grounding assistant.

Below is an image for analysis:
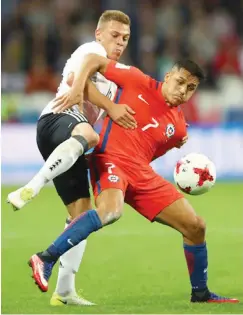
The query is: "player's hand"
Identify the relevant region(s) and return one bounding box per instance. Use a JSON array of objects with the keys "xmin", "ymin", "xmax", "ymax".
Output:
[
  {"xmin": 175, "ymin": 135, "xmax": 188, "ymax": 148},
  {"xmin": 107, "ymin": 104, "xmax": 137, "ymax": 129},
  {"xmin": 175, "ymin": 123, "xmax": 189, "ymax": 147},
  {"xmin": 52, "ymin": 89, "xmax": 84, "ymax": 114},
  {"xmin": 52, "ymin": 72, "xmax": 84, "ymax": 113}
]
